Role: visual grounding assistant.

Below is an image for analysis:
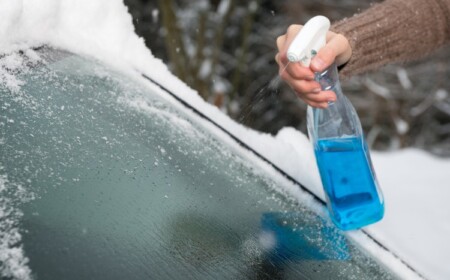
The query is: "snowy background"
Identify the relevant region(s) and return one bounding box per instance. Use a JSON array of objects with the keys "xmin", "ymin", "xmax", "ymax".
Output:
[
  {"xmin": 0, "ymin": 0, "xmax": 449, "ymax": 280},
  {"xmin": 125, "ymin": 0, "xmax": 450, "ymax": 155}
]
